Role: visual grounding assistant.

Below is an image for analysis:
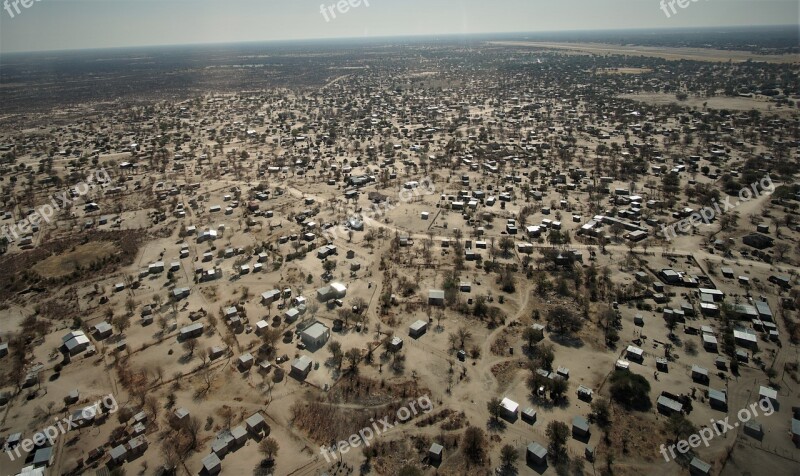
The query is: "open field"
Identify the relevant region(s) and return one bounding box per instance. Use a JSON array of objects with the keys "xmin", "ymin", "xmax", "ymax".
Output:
[{"xmin": 490, "ymin": 41, "xmax": 800, "ymax": 63}]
